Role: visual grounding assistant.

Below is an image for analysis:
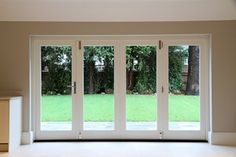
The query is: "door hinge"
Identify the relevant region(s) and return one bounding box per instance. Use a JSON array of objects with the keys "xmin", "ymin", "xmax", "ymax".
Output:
[
  {"xmin": 73, "ymin": 81, "xmax": 76, "ymax": 94},
  {"xmin": 78, "ymin": 41, "xmax": 82, "ymax": 50},
  {"xmin": 159, "ymin": 40, "xmax": 163, "ymax": 50}
]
